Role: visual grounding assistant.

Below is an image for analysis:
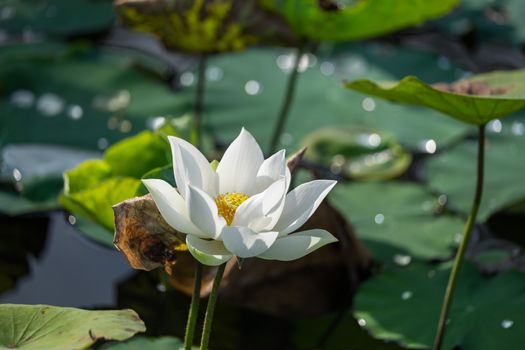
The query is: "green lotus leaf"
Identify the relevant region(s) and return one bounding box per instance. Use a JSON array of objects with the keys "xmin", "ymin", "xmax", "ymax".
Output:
[
  {"xmin": 424, "ymin": 129, "xmax": 525, "ymax": 221},
  {"xmin": 60, "ymin": 126, "xmax": 188, "ymax": 244},
  {"xmin": 354, "ymin": 262, "xmax": 525, "ymax": 349},
  {"xmin": 259, "ymin": 0, "xmax": 458, "ymax": 42},
  {"xmin": 330, "ymin": 182, "xmax": 463, "ymax": 262},
  {"xmin": 104, "ymin": 131, "xmax": 170, "ymax": 178},
  {"xmin": 0, "ymin": 304, "xmax": 144, "ymax": 350},
  {"xmin": 196, "ymin": 46, "xmax": 469, "ymax": 152},
  {"xmin": 60, "ymin": 177, "xmax": 141, "ymax": 231},
  {"xmin": 345, "ymin": 70, "xmax": 525, "ymax": 125},
  {"xmin": 301, "ymin": 127, "xmax": 411, "ymax": 180},
  {"xmin": 0, "ymin": 43, "xmax": 186, "ymax": 215}
]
